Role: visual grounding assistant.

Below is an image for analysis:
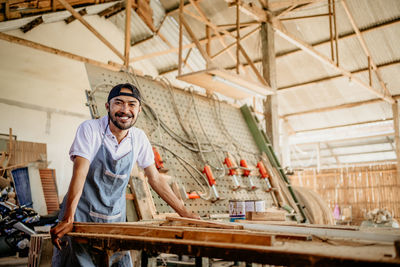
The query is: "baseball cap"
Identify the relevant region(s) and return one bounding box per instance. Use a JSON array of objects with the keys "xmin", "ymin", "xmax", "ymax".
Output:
[{"xmin": 107, "ymin": 83, "xmax": 141, "ymax": 103}]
